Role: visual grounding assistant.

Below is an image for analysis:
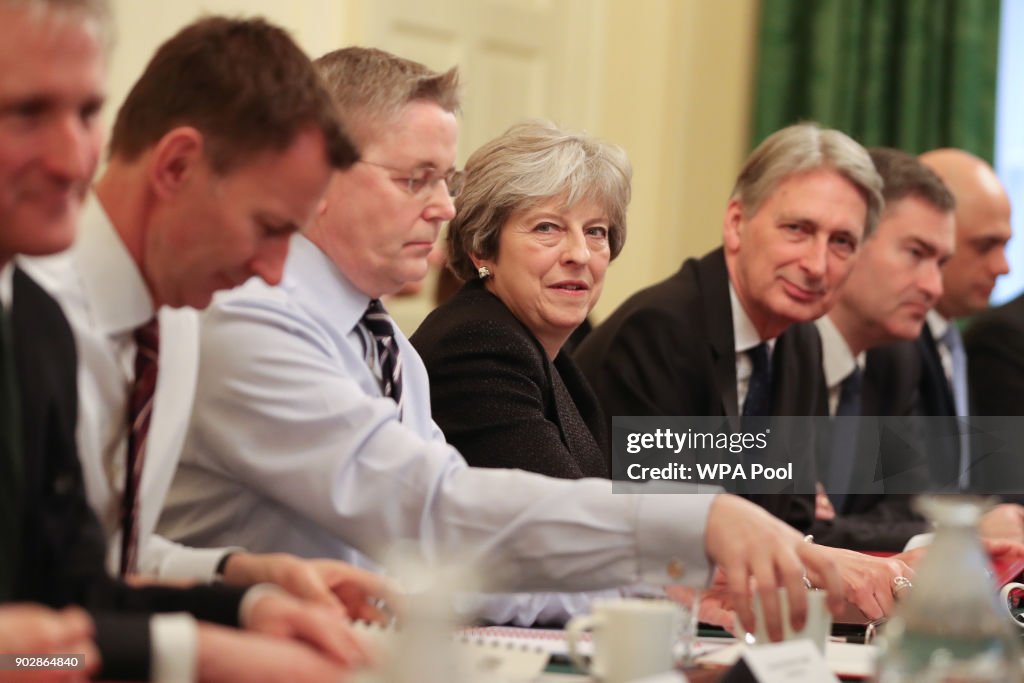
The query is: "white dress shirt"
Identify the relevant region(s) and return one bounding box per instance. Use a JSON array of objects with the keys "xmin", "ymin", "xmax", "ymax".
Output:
[
  {"xmin": 0, "ymin": 261, "xmax": 13, "ymax": 309},
  {"xmin": 926, "ymin": 310, "xmax": 955, "ymax": 396},
  {"xmin": 161, "ymin": 234, "xmax": 717, "ymax": 596},
  {"xmin": 20, "ymin": 195, "xmax": 214, "ymax": 682},
  {"xmin": 815, "ymin": 315, "xmax": 865, "ymax": 417},
  {"xmin": 730, "ymin": 282, "xmax": 776, "ymax": 411},
  {"xmin": 22, "ymin": 195, "xmax": 232, "ymax": 579}
]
